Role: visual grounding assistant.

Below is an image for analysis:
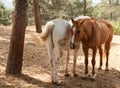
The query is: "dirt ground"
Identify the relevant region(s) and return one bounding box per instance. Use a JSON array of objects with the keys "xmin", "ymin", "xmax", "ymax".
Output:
[{"xmin": 0, "ymin": 26, "xmax": 120, "ymax": 88}]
